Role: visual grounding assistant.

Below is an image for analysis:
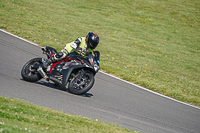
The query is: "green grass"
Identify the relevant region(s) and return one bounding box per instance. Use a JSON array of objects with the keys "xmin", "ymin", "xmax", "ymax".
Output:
[
  {"xmin": 0, "ymin": 0, "xmax": 199, "ymax": 107},
  {"xmin": 0, "ymin": 96, "xmax": 138, "ymax": 133}
]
